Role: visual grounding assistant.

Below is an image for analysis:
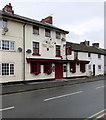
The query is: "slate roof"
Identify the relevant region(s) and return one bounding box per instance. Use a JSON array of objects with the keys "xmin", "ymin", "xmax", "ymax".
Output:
[
  {"xmin": 66, "ymin": 42, "xmax": 105, "ymax": 55},
  {"xmin": 1, "ymin": 10, "xmax": 69, "ymax": 34}
]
